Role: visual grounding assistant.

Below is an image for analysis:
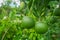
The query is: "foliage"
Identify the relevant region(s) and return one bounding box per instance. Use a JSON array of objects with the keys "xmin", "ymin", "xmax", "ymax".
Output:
[{"xmin": 0, "ymin": 0, "xmax": 60, "ymax": 40}]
